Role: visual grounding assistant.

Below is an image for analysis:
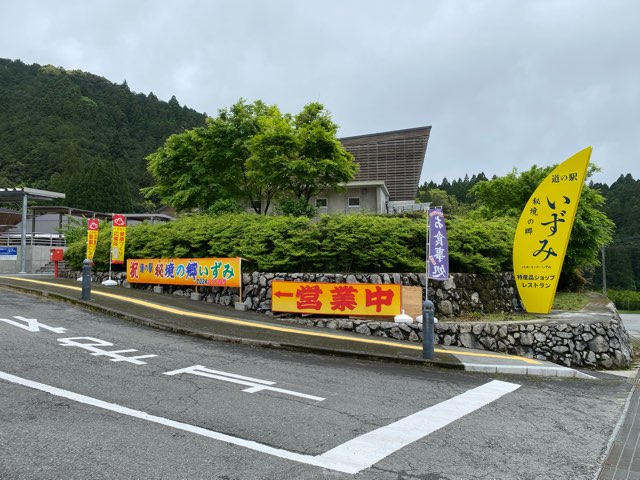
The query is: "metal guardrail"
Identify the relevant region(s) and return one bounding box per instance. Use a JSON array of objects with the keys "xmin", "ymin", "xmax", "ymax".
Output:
[{"xmin": 0, "ymin": 232, "xmax": 65, "ymax": 247}]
